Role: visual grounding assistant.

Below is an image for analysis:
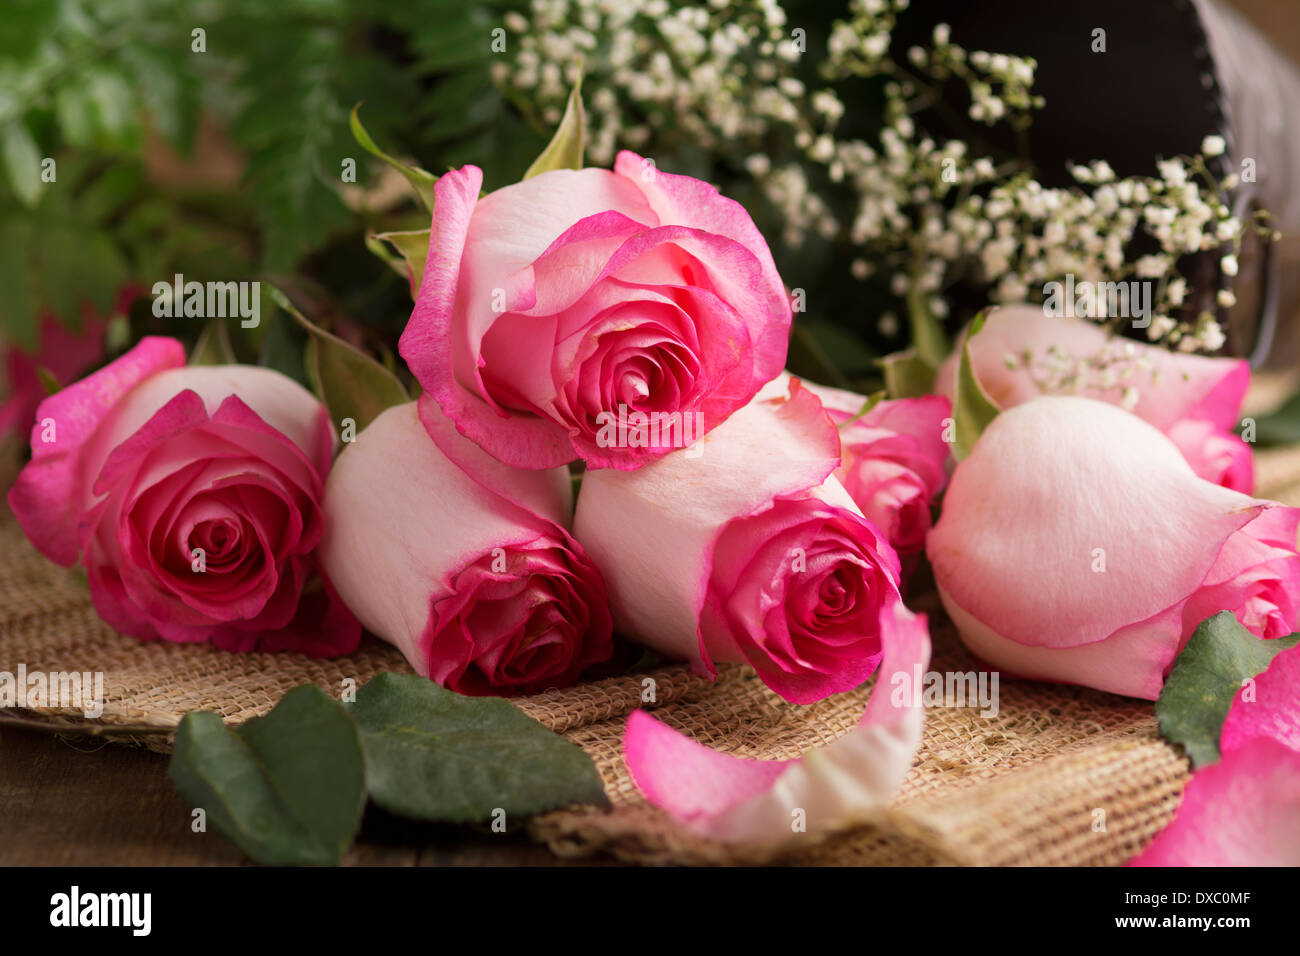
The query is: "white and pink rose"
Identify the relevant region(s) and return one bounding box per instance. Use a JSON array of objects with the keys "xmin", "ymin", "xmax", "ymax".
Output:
[
  {"xmin": 399, "ymin": 152, "xmax": 792, "ymax": 471},
  {"xmin": 8, "ymin": 336, "xmax": 359, "ymax": 655}
]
